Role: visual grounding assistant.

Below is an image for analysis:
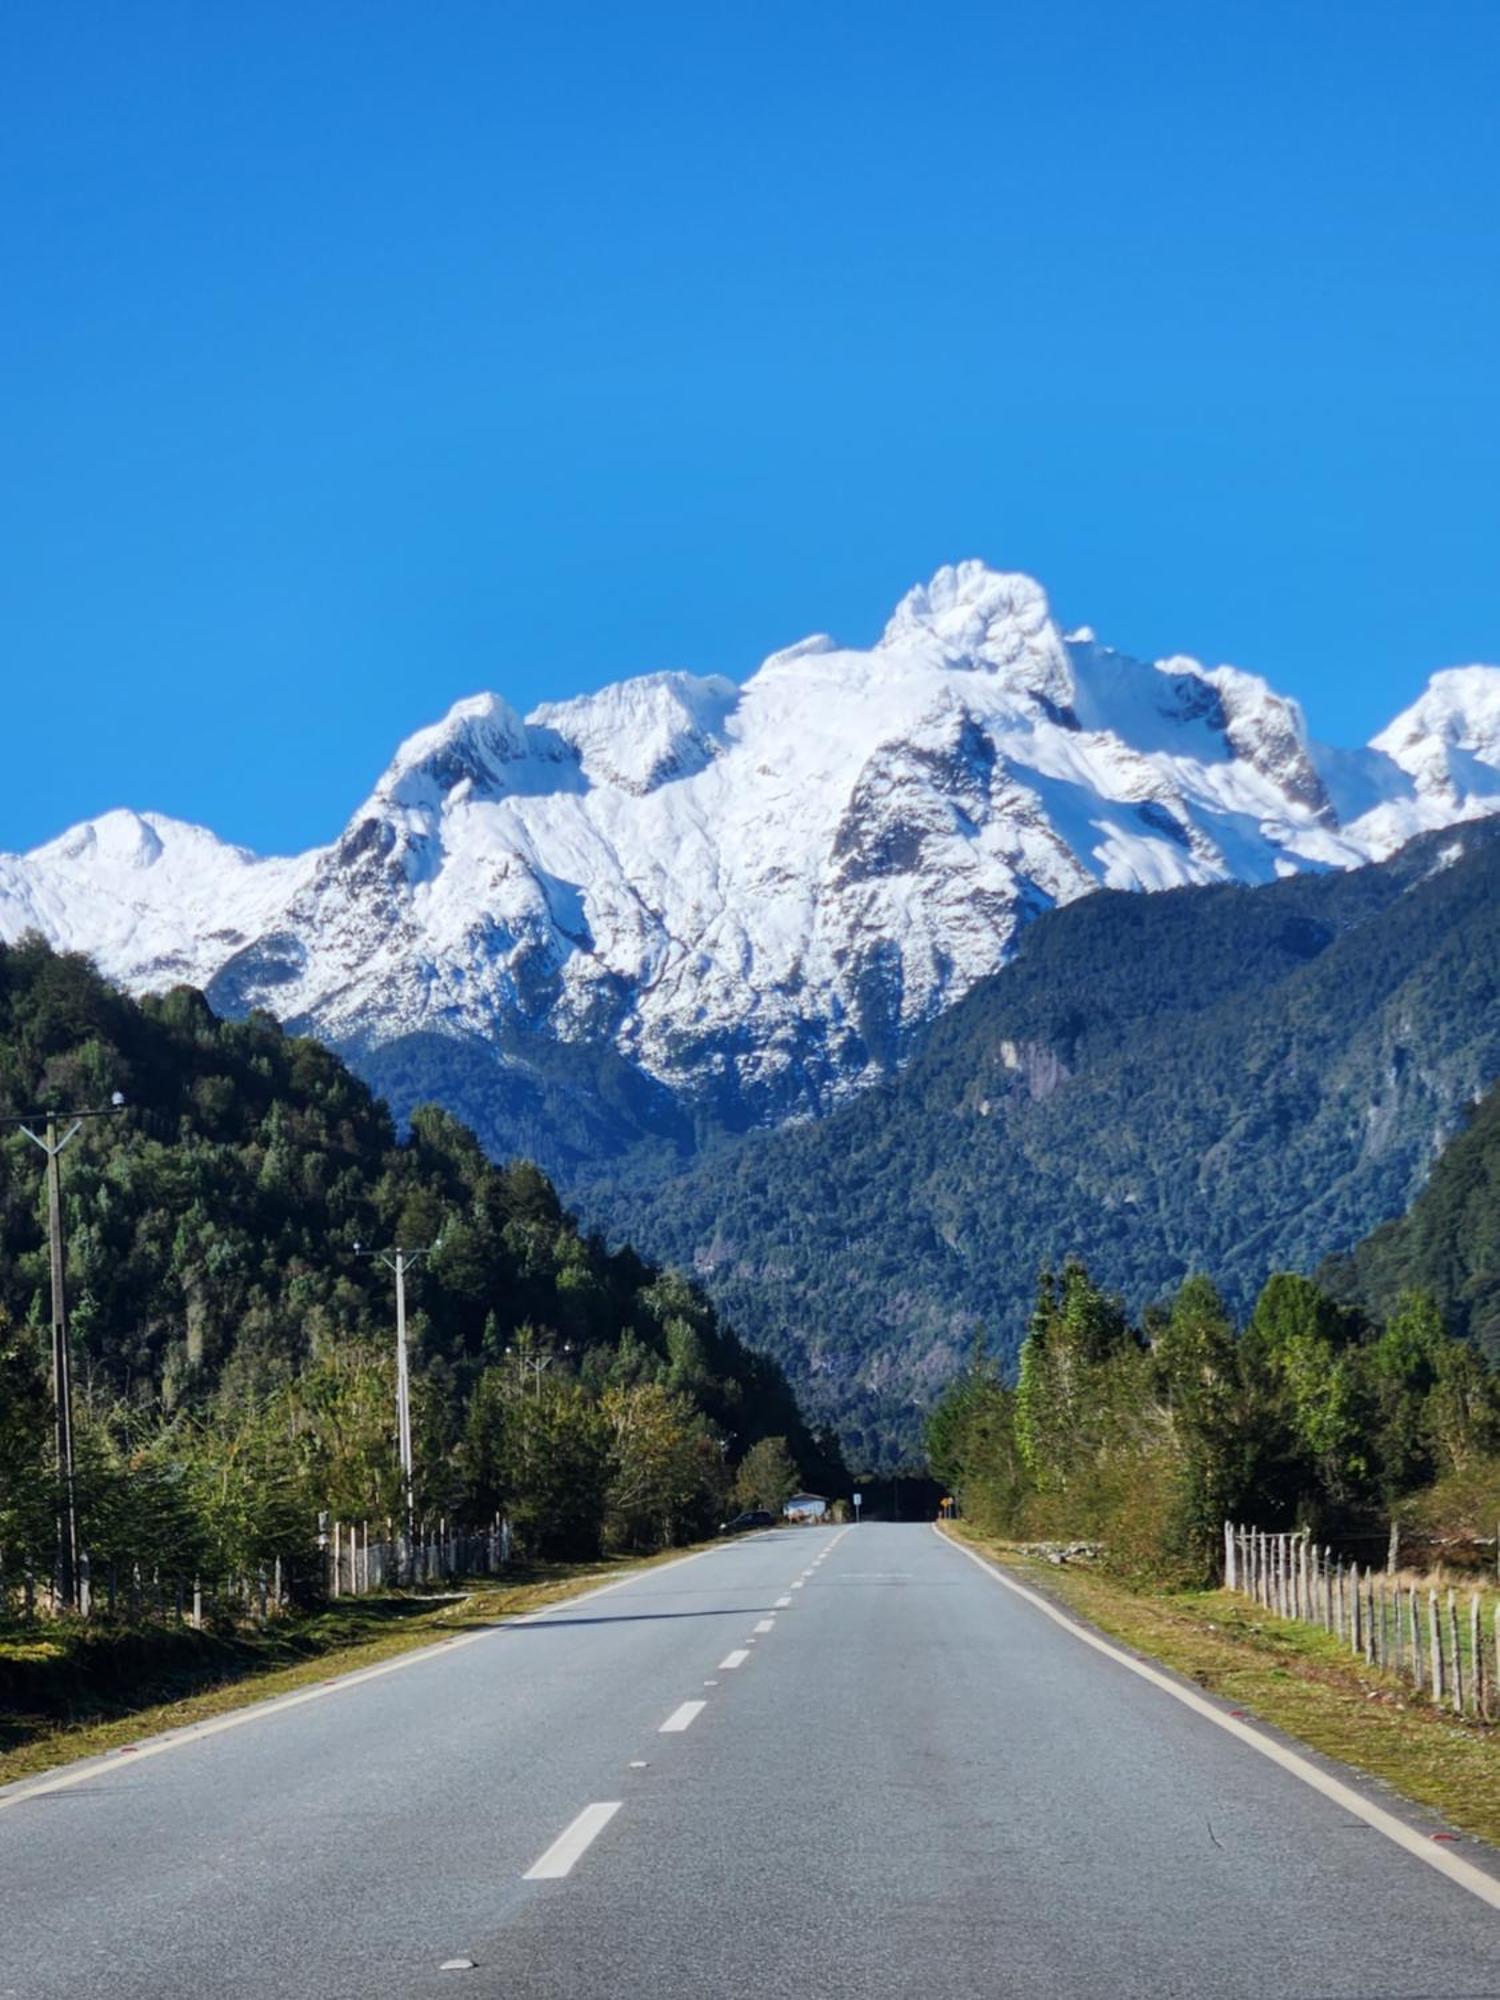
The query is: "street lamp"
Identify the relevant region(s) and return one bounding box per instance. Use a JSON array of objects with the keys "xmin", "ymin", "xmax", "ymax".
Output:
[
  {"xmin": 353, "ymin": 1237, "xmax": 440, "ymax": 1549},
  {"xmin": 5, "ymin": 1091, "xmax": 127, "ymax": 1608}
]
